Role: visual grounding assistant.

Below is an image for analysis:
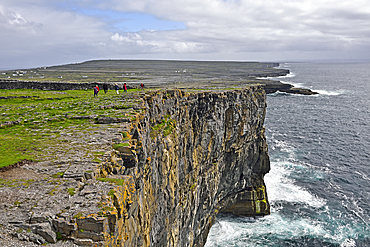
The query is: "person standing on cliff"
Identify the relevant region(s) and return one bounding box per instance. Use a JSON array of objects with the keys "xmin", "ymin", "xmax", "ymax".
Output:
[
  {"xmin": 94, "ymin": 85, "xmax": 99, "ymax": 97},
  {"xmin": 103, "ymin": 83, "xmax": 108, "ymax": 94},
  {"xmin": 124, "ymin": 83, "xmax": 127, "ymax": 93},
  {"xmin": 115, "ymin": 84, "xmax": 119, "ymax": 94}
]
